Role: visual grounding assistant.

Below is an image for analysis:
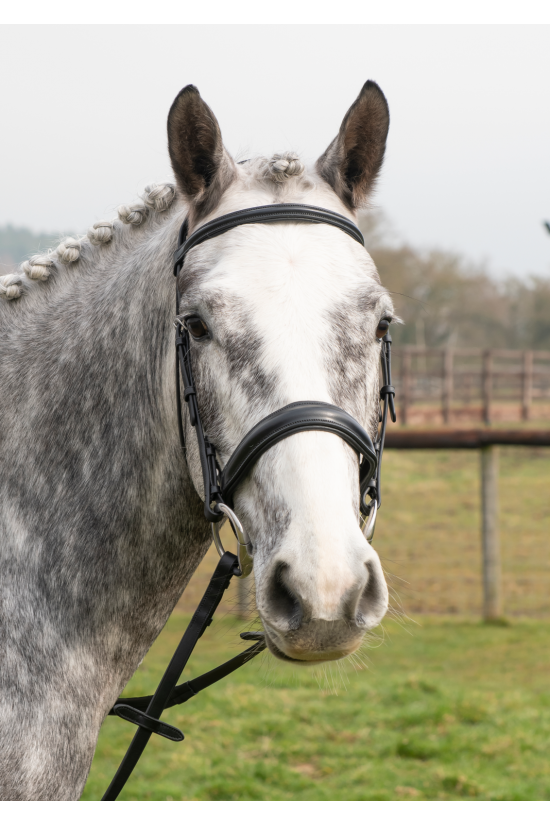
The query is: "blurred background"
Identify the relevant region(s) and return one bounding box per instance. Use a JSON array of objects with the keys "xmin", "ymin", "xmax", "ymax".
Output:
[{"xmin": 2, "ymin": 23, "xmax": 549, "ymax": 800}]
